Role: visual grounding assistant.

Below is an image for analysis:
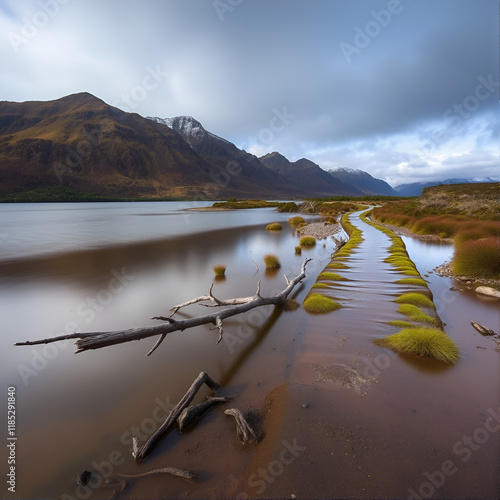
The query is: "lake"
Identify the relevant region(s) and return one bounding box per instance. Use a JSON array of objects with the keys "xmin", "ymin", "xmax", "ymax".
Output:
[{"xmin": 0, "ymin": 202, "xmax": 498, "ymax": 499}]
